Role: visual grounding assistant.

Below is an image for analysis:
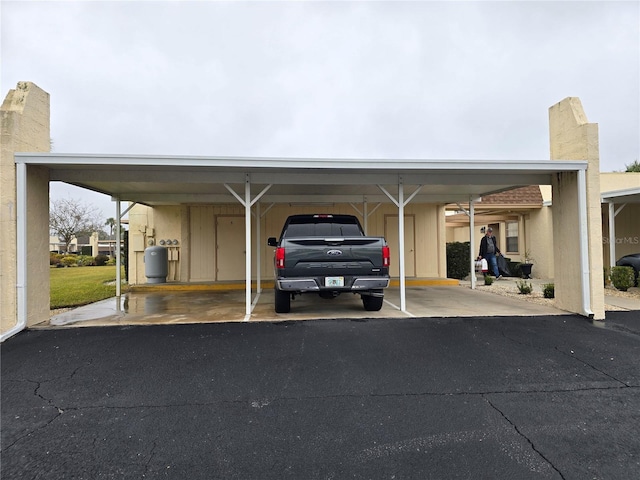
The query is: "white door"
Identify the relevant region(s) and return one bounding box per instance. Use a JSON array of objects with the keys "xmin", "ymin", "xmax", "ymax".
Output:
[{"xmin": 385, "ymin": 215, "xmax": 416, "ymax": 277}]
